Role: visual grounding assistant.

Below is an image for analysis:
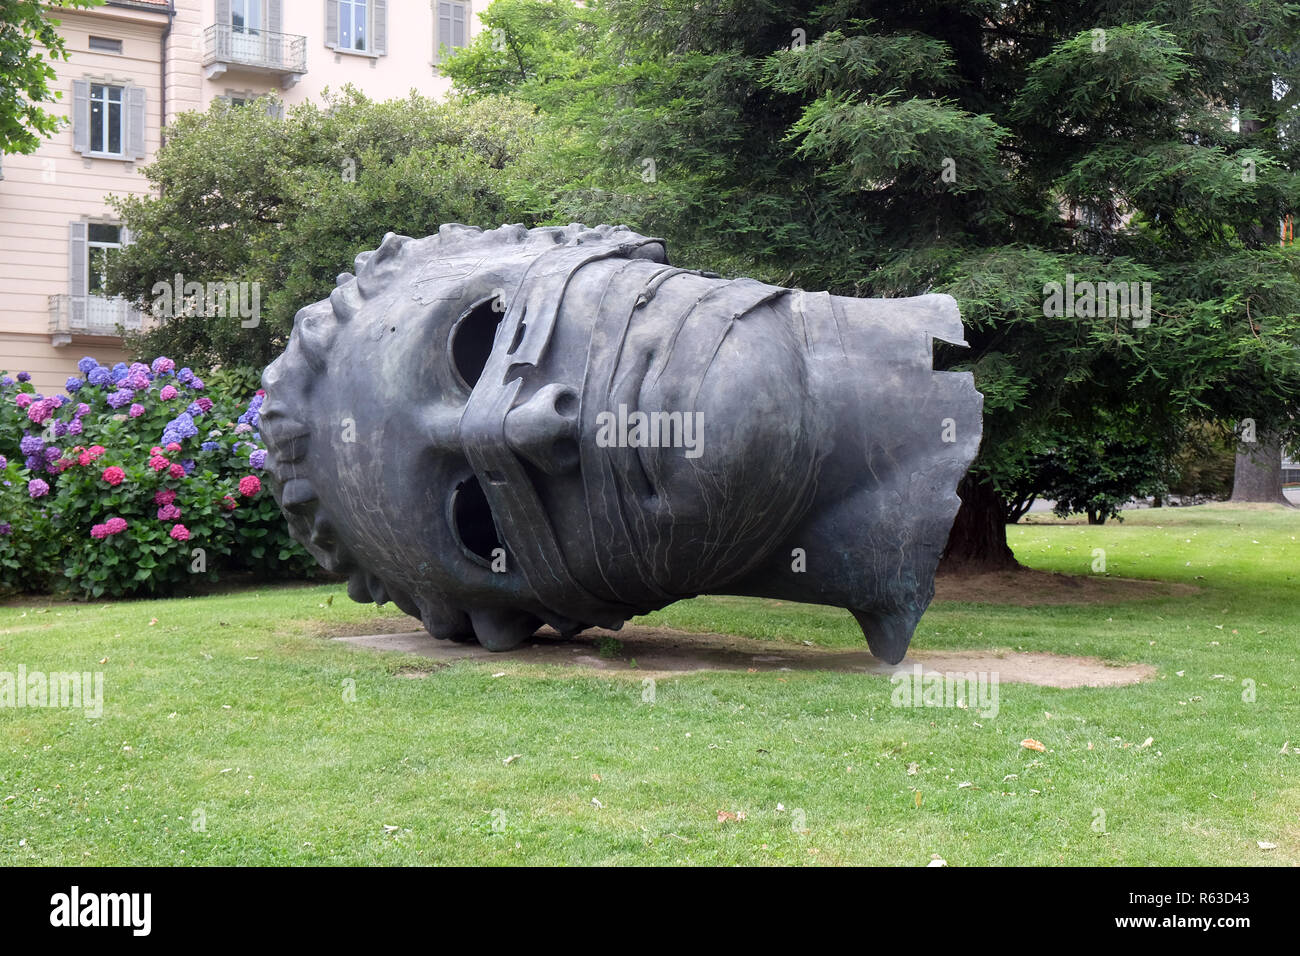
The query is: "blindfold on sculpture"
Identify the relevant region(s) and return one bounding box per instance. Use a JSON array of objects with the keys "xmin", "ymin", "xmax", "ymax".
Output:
[{"xmin": 259, "ymin": 223, "xmax": 983, "ymax": 663}]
